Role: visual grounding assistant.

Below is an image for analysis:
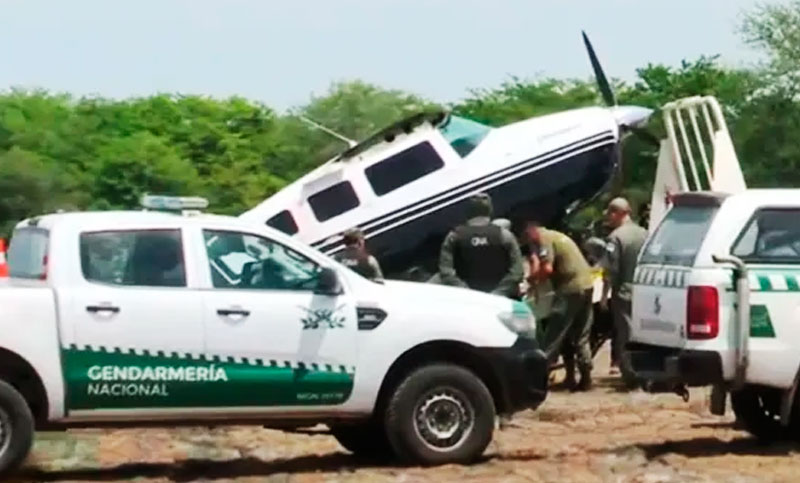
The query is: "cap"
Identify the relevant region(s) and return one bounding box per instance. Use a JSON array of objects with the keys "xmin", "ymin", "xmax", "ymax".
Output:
[
  {"xmin": 342, "ymin": 227, "xmax": 365, "ymax": 245},
  {"xmin": 606, "ymin": 197, "xmax": 632, "ymax": 214}
]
